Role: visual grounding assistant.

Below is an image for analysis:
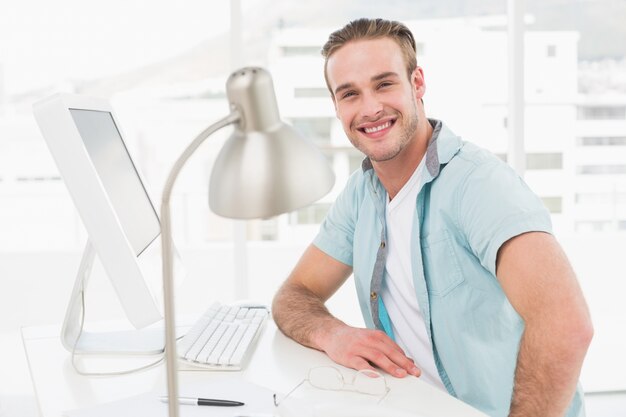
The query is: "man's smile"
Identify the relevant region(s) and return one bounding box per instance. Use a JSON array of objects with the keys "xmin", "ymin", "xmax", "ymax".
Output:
[{"xmin": 356, "ymin": 117, "xmax": 397, "ymax": 137}]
